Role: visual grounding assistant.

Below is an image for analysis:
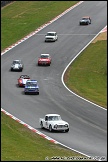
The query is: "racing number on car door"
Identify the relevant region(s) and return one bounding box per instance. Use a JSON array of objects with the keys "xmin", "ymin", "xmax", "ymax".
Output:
[
  {"xmin": 46, "ymin": 122, "xmax": 48, "ymax": 128},
  {"xmin": 45, "ymin": 116, "xmax": 48, "ymax": 128}
]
